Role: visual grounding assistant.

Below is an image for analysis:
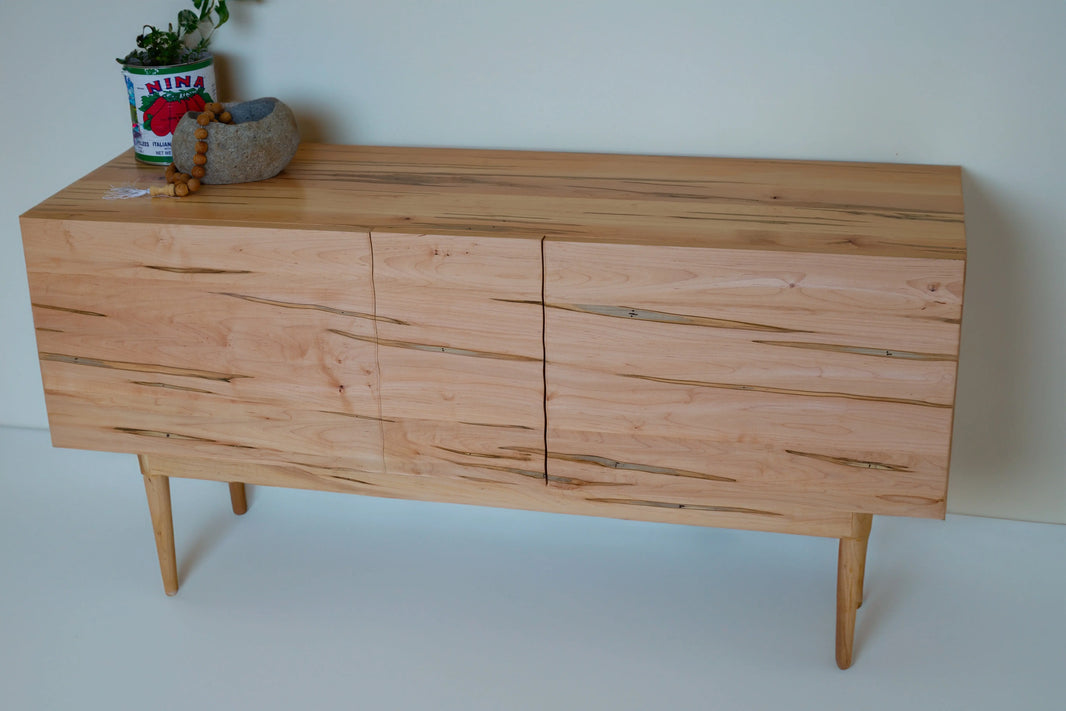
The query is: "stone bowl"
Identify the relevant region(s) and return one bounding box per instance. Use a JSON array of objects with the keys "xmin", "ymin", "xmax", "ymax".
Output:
[{"xmin": 172, "ymin": 97, "xmax": 300, "ymax": 184}]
